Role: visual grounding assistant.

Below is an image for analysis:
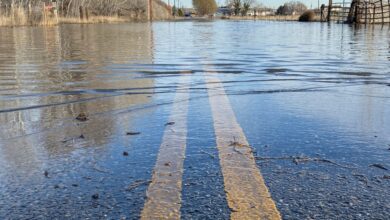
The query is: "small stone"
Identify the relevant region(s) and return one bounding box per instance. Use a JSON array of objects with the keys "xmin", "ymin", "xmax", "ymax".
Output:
[
  {"xmin": 164, "ymin": 162, "xmax": 172, "ymax": 166},
  {"xmin": 123, "ymin": 151, "xmax": 129, "ymax": 156},
  {"xmin": 79, "ymin": 134, "xmax": 85, "ymax": 139}
]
